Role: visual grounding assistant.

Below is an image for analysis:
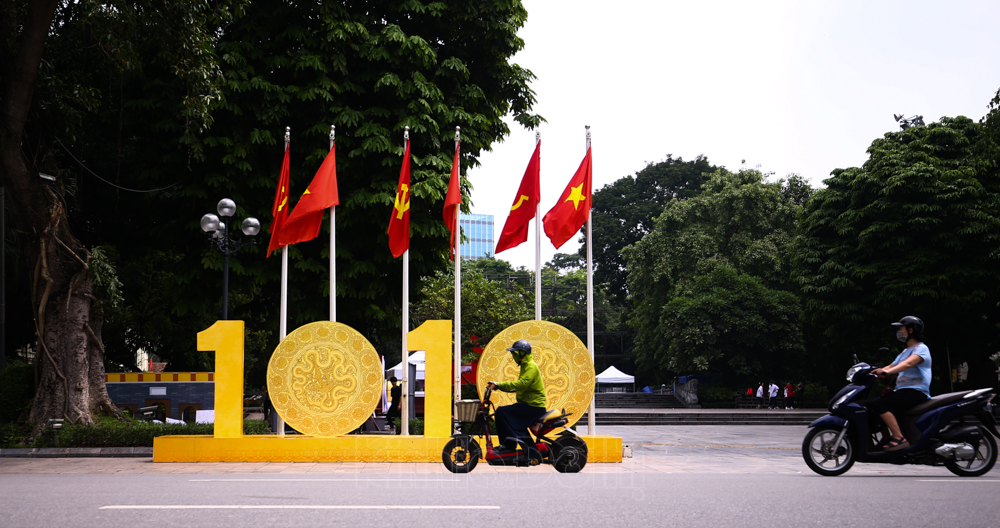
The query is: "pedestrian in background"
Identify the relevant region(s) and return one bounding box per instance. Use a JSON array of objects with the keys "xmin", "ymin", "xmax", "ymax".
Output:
[
  {"xmin": 756, "ymin": 382, "xmax": 765, "ymax": 408},
  {"xmin": 796, "ymin": 382, "xmax": 805, "ymax": 408},
  {"xmin": 386, "ymin": 376, "xmax": 401, "ymax": 434},
  {"xmin": 784, "ymin": 381, "xmax": 795, "ymax": 409},
  {"xmin": 768, "ymin": 381, "xmax": 779, "ymax": 409}
]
